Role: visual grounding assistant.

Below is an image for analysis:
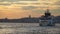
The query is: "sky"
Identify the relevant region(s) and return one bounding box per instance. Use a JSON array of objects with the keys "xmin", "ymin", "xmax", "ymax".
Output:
[{"xmin": 0, "ymin": 0, "xmax": 60, "ymax": 19}]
